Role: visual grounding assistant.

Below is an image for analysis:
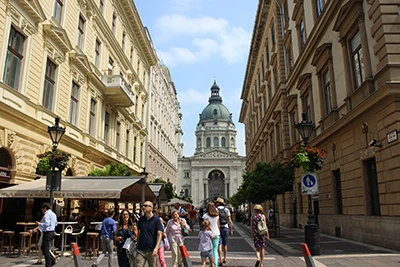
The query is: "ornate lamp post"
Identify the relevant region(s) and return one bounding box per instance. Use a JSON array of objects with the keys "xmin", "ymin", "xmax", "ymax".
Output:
[
  {"xmin": 47, "ymin": 116, "xmax": 65, "ymax": 206},
  {"xmin": 295, "ymin": 113, "xmax": 320, "ymax": 255},
  {"xmin": 140, "ymin": 168, "xmax": 148, "ymax": 207}
]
